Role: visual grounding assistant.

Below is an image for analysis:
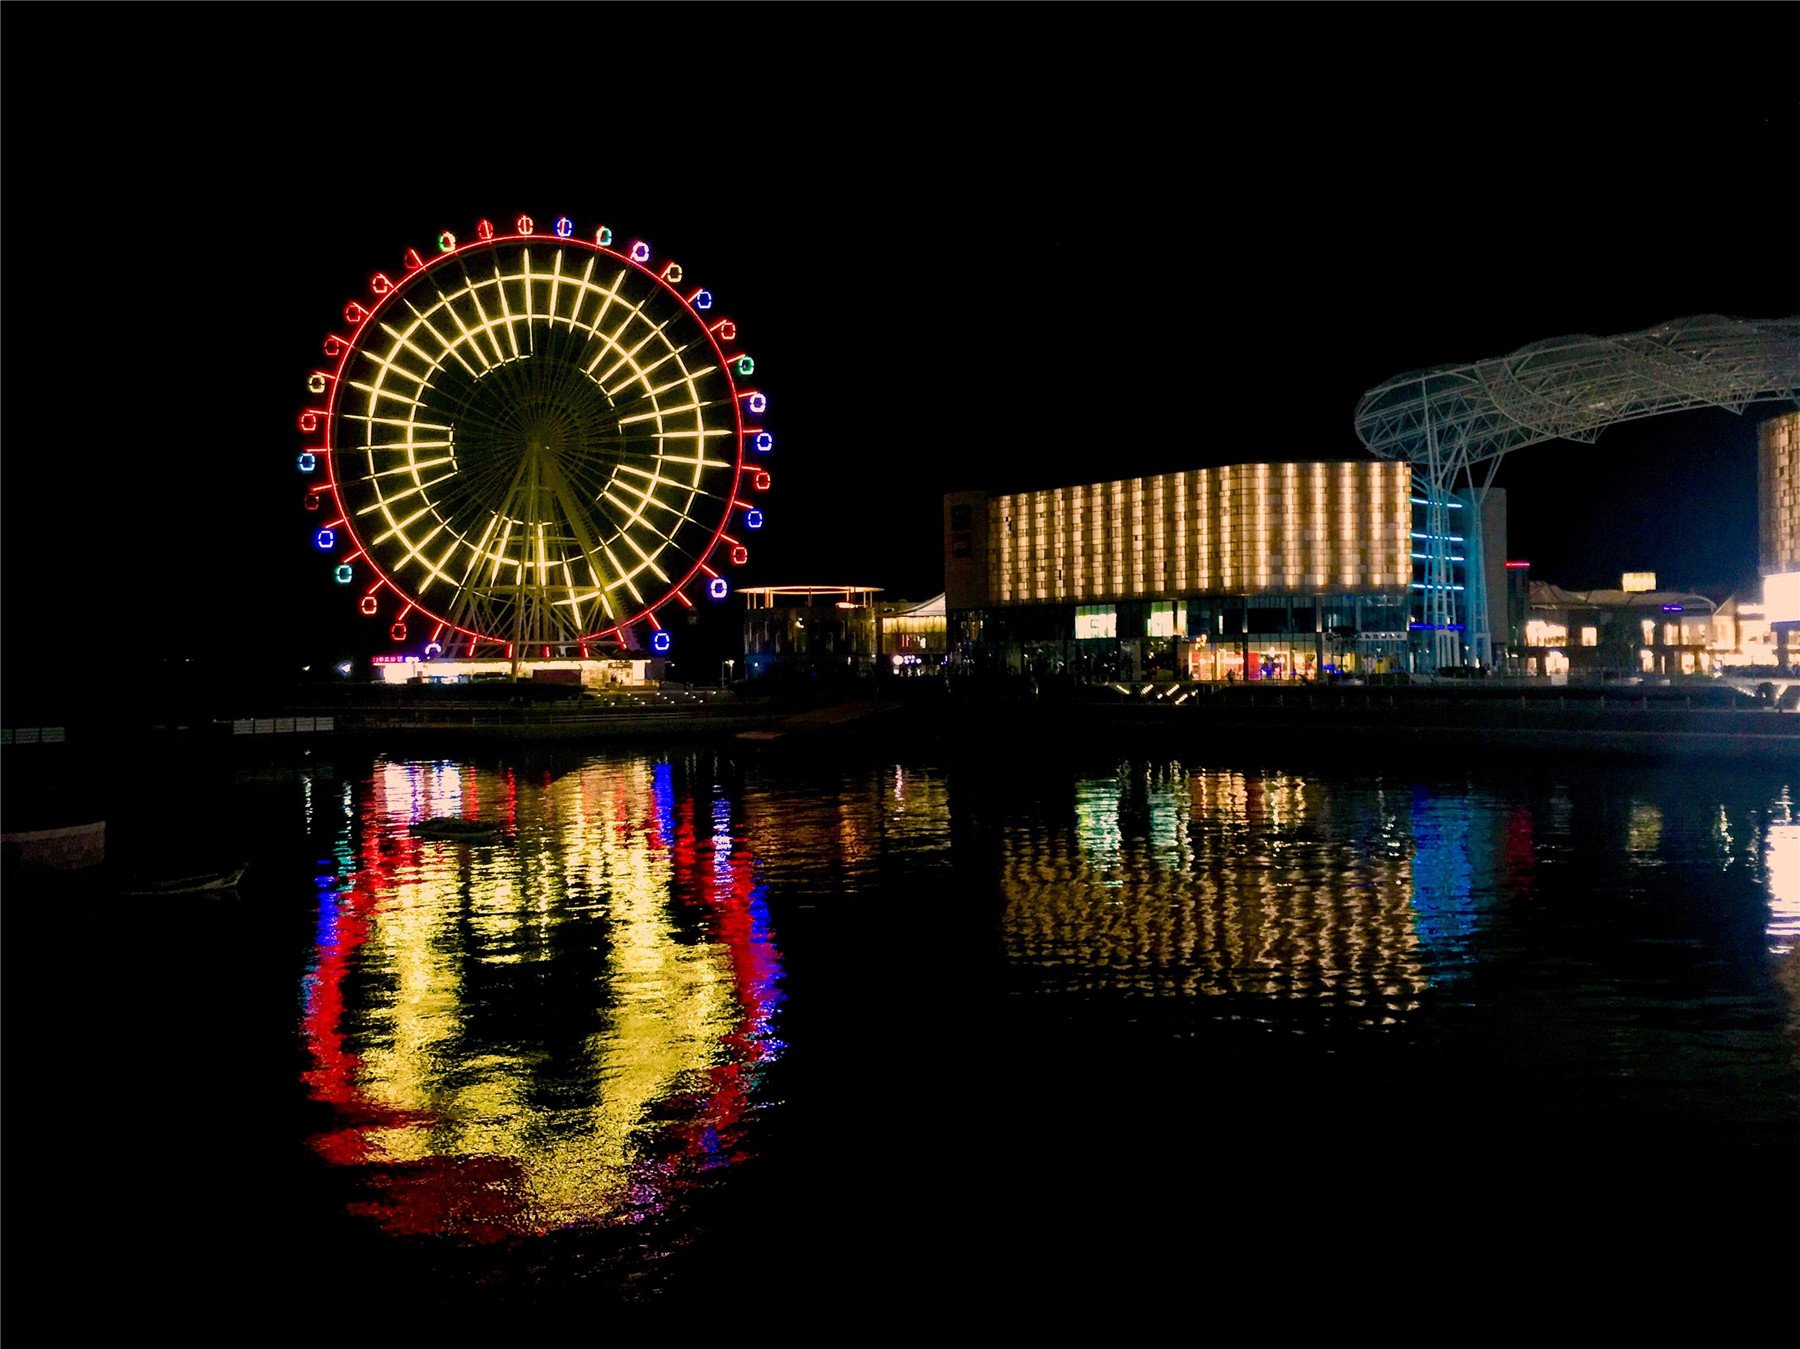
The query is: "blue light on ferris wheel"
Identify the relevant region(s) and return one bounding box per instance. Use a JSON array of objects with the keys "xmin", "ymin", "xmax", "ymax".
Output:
[{"xmin": 651, "ymin": 631, "xmax": 671, "ymax": 653}]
